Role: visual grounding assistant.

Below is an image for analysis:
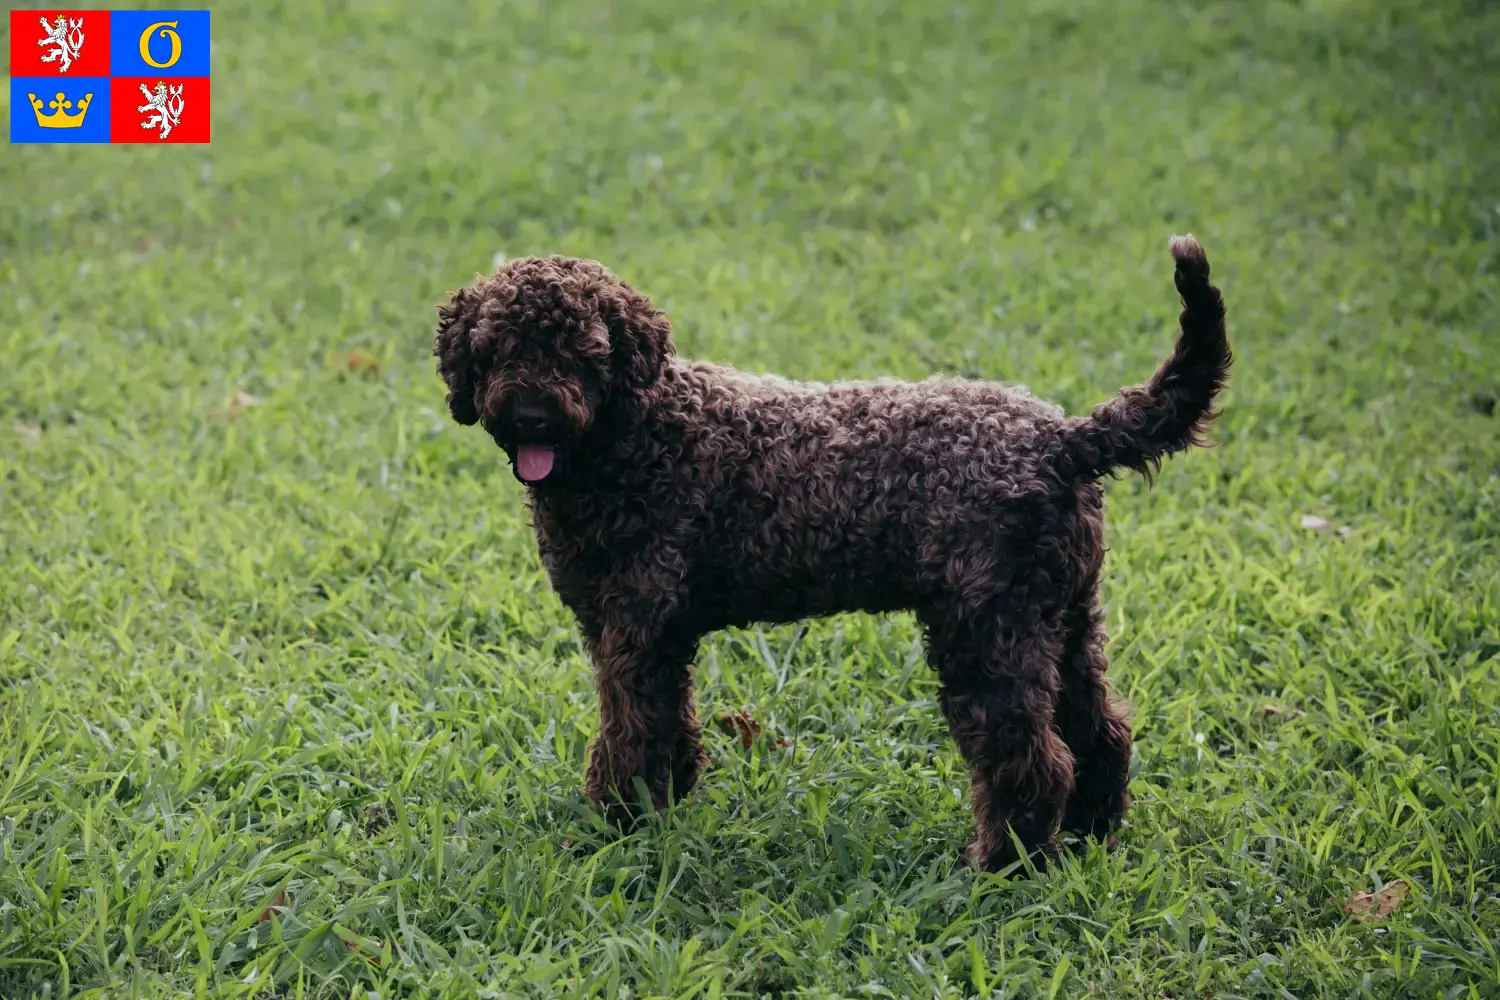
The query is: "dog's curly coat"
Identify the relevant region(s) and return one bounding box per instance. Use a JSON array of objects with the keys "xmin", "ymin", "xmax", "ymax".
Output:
[{"xmin": 434, "ymin": 237, "xmax": 1230, "ymax": 869}]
